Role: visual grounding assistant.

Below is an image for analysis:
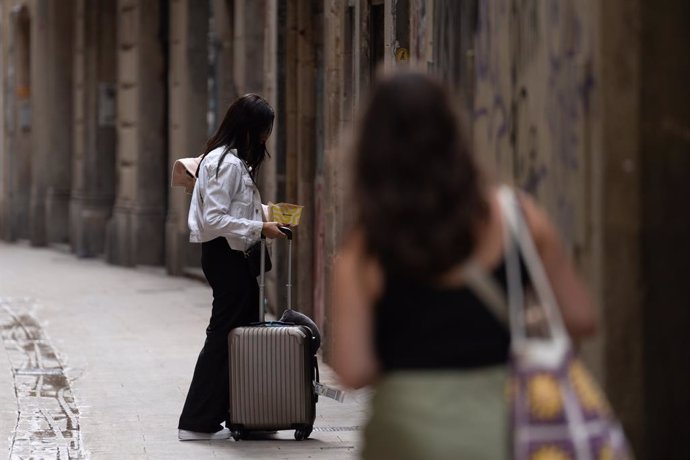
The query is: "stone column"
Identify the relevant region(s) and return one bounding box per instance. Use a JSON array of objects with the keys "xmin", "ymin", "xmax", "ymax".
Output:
[
  {"xmin": 211, "ymin": 0, "xmax": 237, "ymax": 121},
  {"xmin": 106, "ymin": 0, "xmax": 166, "ymax": 266},
  {"xmin": 409, "ymin": 0, "xmax": 433, "ymax": 66},
  {"xmin": 70, "ymin": 0, "xmax": 117, "ymax": 257},
  {"xmin": 321, "ymin": 0, "xmax": 346, "ymax": 359},
  {"xmin": 165, "ymin": 0, "xmax": 208, "ymax": 275},
  {"xmin": 261, "ymin": 0, "xmax": 278, "ymax": 206},
  {"xmin": 352, "ymin": 0, "xmax": 372, "ymax": 110},
  {"xmin": 295, "ymin": 0, "xmax": 319, "ymax": 320},
  {"xmin": 383, "ymin": 0, "xmax": 395, "ymax": 72},
  {"xmin": 279, "ymin": 0, "xmax": 318, "ymax": 319},
  {"xmin": 233, "ymin": 0, "xmax": 277, "ymax": 205},
  {"xmin": 233, "ymin": 0, "xmax": 265, "ymax": 96},
  {"xmin": 1, "ymin": 4, "xmax": 32, "ymax": 242},
  {"xmin": 30, "ymin": 0, "xmax": 74, "ymax": 246},
  {"xmin": 232, "ymin": 0, "xmax": 281, "ymax": 310}
]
